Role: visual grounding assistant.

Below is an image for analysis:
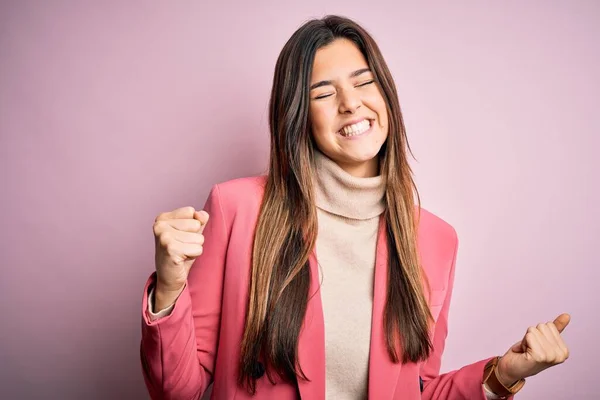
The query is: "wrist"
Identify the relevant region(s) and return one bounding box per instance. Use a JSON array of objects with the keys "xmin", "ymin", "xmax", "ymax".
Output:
[
  {"xmin": 483, "ymin": 356, "xmax": 526, "ymax": 398},
  {"xmin": 154, "ymin": 282, "xmax": 185, "ymax": 310},
  {"xmin": 496, "ymin": 357, "xmax": 520, "ymax": 387}
]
